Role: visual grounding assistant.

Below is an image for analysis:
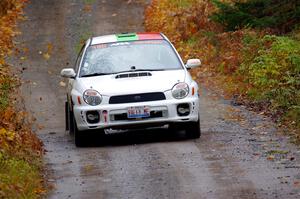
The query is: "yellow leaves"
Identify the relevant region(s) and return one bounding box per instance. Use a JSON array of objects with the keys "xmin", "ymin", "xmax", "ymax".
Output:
[
  {"xmin": 22, "ymin": 47, "xmax": 29, "ymax": 54},
  {"xmin": 83, "ymin": 4, "xmax": 92, "ymax": 12},
  {"xmin": 0, "ymin": 128, "xmax": 16, "ymax": 150},
  {"xmin": 42, "ymin": 53, "xmax": 50, "ymax": 60},
  {"xmin": 0, "ymin": 128, "xmax": 15, "ymax": 141},
  {"xmin": 145, "ymin": 0, "xmax": 257, "ymax": 101},
  {"xmin": 82, "ymin": 164, "xmax": 95, "ymax": 173},
  {"xmin": 34, "ymin": 188, "xmax": 47, "ymax": 195},
  {"xmin": 0, "ymin": 0, "xmax": 26, "ymax": 67},
  {"xmin": 0, "ymin": 1, "xmax": 45, "ymax": 198},
  {"xmin": 267, "ymin": 155, "xmax": 275, "ymax": 161},
  {"xmin": 42, "ymin": 42, "xmax": 53, "ymax": 60},
  {"xmin": 0, "ymin": 58, "xmax": 4, "ymax": 66},
  {"xmin": 47, "ymin": 42, "xmax": 53, "ymax": 53}
]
